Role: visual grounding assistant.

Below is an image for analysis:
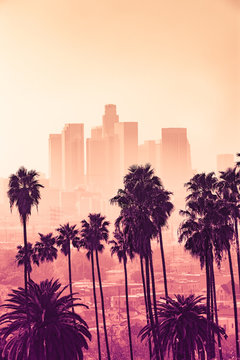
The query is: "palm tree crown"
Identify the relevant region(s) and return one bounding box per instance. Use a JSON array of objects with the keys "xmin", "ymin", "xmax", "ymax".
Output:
[
  {"xmin": 7, "ymin": 167, "xmax": 43, "ymax": 222},
  {"xmin": 139, "ymin": 294, "xmax": 227, "ymax": 360},
  {"xmin": 35, "ymin": 233, "xmax": 58, "ymax": 263},
  {"xmin": 56, "ymin": 223, "xmax": 80, "ymax": 255},
  {"xmin": 0, "ymin": 279, "xmax": 91, "ymax": 360},
  {"xmin": 16, "ymin": 242, "xmax": 39, "ymax": 277}
]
